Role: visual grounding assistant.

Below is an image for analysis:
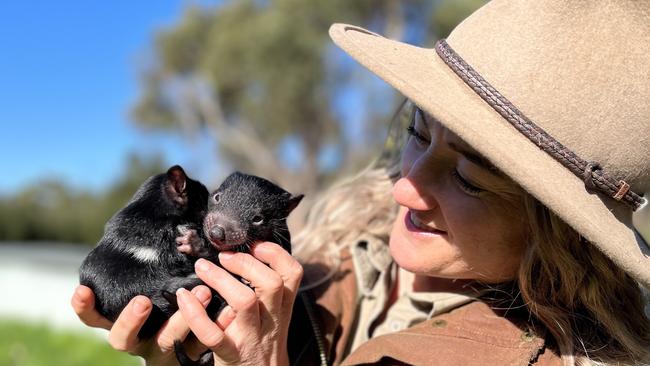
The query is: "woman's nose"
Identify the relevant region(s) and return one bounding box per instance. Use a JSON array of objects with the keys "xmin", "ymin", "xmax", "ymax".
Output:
[{"xmin": 392, "ymin": 176, "xmax": 437, "ymax": 211}]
